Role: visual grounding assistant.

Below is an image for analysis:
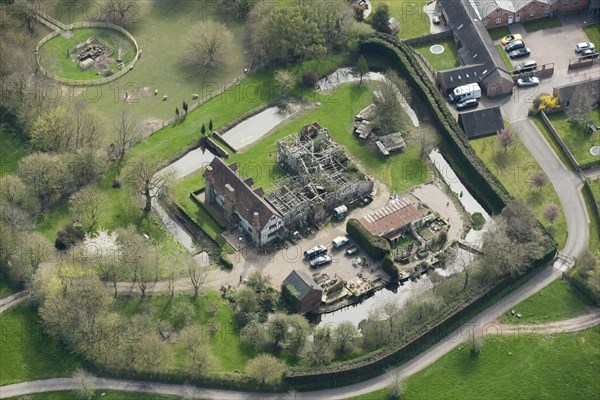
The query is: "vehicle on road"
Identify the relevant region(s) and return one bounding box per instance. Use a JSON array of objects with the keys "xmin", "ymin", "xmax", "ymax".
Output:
[
  {"xmin": 517, "ymin": 76, "xmax": 540, "ymax": 87},
  {"xmin": 582, "ymin": 49, "xmax": 599, "ymax": 59},
  {"xmin": 501, "ymin": 34, "xmax": 523, "ymax": 45},
  {"xmin": 310, "ymin": 255, "xmax": 332, "ymax": 268},
  {"xmin": 448, "ymin": 83, "xmax": 482, "ymax": 103},
  {"xmin": 456, "ymin": 98, "xmax": 479, "ymax": 110},
  {"xmin": 575, "ymin": 42, "xmax": 595, "ymax": 53},
  {"xmin": 304, "ymin": 245, "xmax": 328, "ymax": 260},
  {"xmin": 509, "ymin": 47, "xmax": 530, "ymax": 59},
  {"xmin": 345, "ymin": 245, "xmax": 360, "ymax": 256},
  {"xmin": 332, "ymin": 235, "xmax": 350, "ymax": 250},
  {"xmin": 513, "ymin": 60, "xmax": 537, "ymax": 74},
  {"xmin": 505, "ymin": 40, "xmax": 525, "ymax": 52}
]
